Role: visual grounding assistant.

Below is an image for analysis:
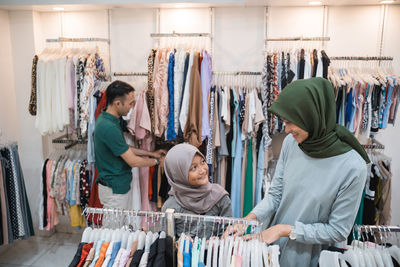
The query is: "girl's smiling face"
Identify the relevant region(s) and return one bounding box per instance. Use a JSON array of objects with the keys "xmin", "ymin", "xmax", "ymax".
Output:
[{"xmin": 188, "ymin": 154, "xmax": 209, "ymax": 186}]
